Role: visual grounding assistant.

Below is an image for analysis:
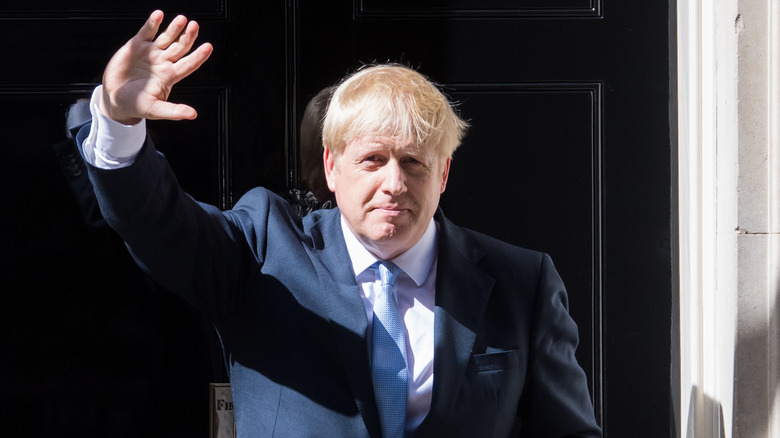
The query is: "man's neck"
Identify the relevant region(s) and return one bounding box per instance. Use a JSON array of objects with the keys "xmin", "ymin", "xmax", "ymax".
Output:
[{"xmin": 340, "ymin": 215, "xmax": 437, "ymax": 285}]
